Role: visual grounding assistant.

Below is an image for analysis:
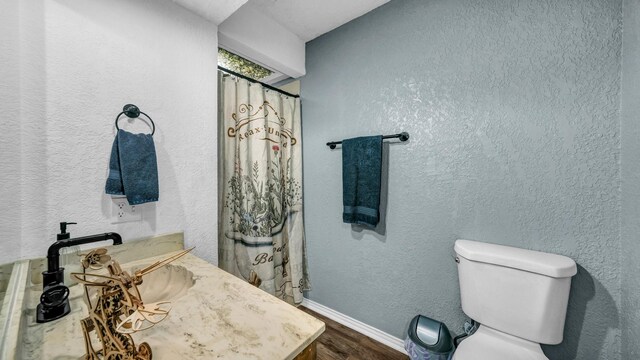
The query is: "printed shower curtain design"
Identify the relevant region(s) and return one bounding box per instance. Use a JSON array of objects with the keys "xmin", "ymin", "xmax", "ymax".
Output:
[{"xmin": 218, "ymin": 72, "xmax": 308, "ymax": 305}]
